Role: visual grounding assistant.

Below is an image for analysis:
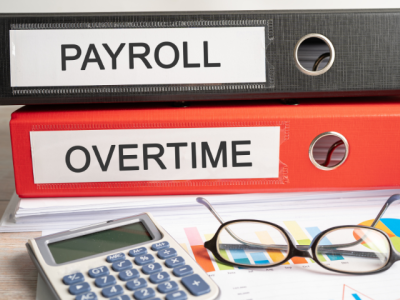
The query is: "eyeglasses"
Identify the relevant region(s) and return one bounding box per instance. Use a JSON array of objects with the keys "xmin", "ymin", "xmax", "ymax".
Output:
[{"xmin": 197, "ymin": 194, "xmax": 400, "ymax": 275}]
